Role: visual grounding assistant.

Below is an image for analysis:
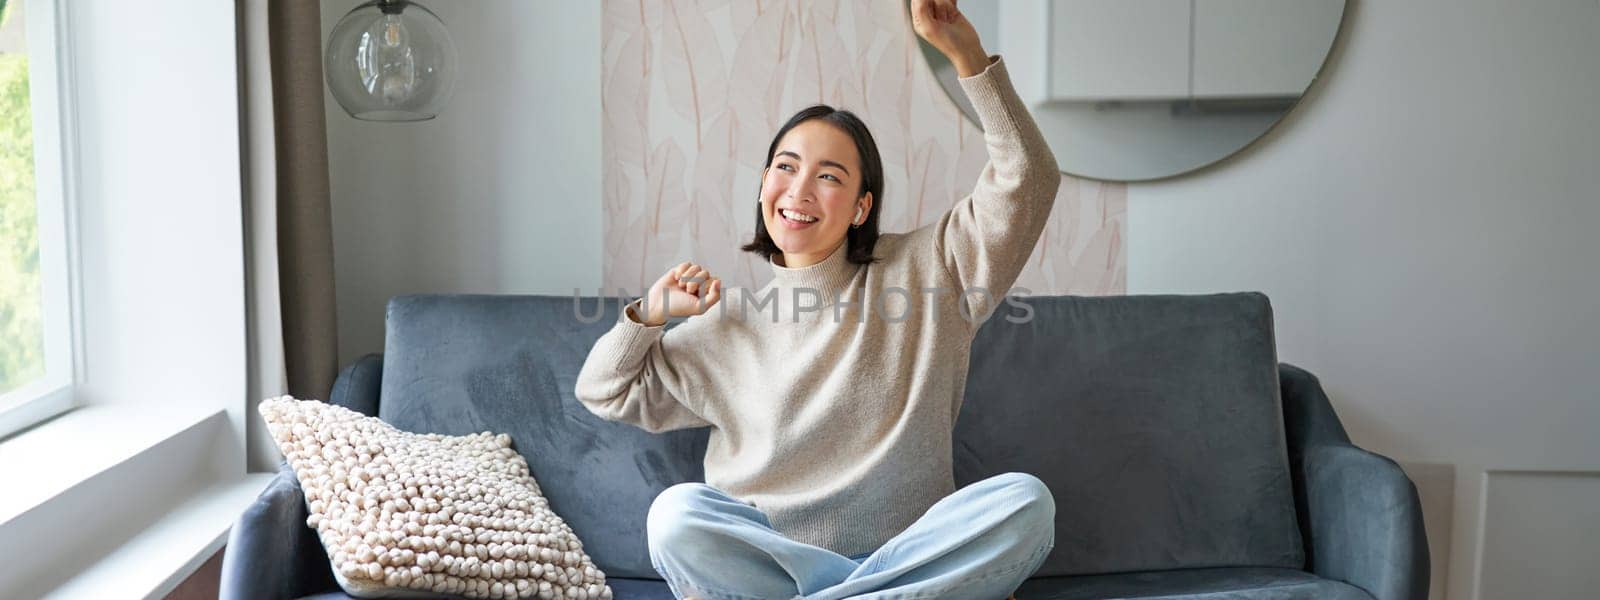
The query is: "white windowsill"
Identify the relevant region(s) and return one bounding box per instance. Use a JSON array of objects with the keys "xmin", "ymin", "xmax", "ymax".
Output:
[
  {"xmin": 0, "ymin": 402, "xmax": 222, "ymax": 523},
  {"xmin": 44, "ymin": 473, "xmax": 274, "ymax": 599},
  {"xmin": 0, "ymin": 403, "xmax": 269, "ymax": 597}
]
